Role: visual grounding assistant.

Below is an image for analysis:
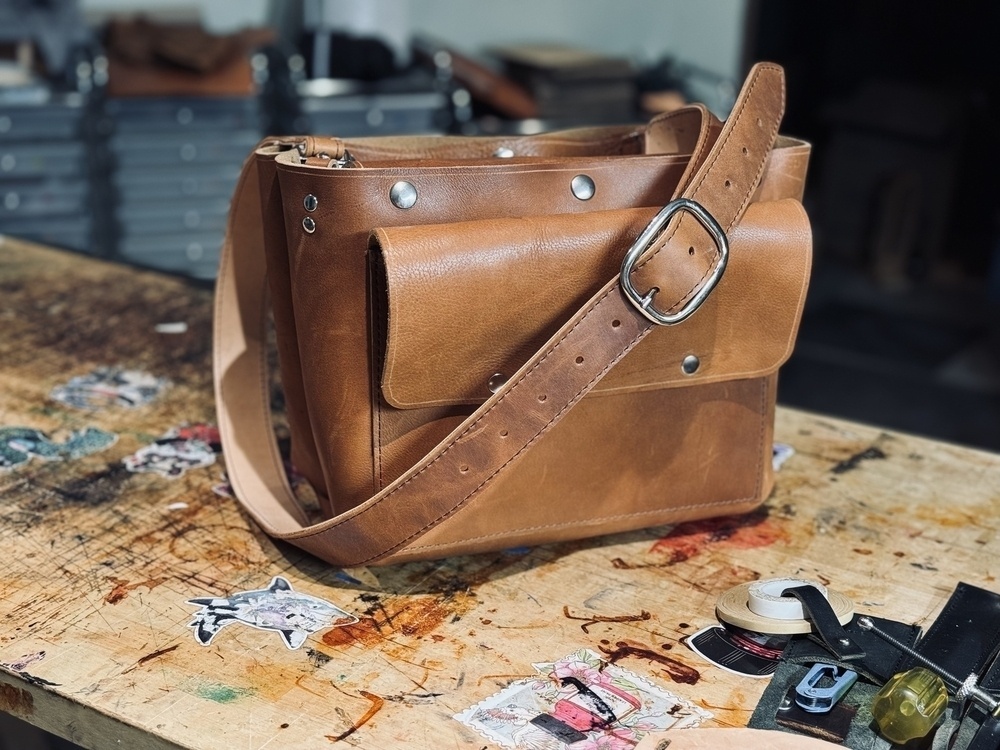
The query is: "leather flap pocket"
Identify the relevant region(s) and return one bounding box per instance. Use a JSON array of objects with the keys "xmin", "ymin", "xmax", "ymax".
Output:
[{"xmin": 372, "ymin": 200, "xmax": 811, "ymax": 409}]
